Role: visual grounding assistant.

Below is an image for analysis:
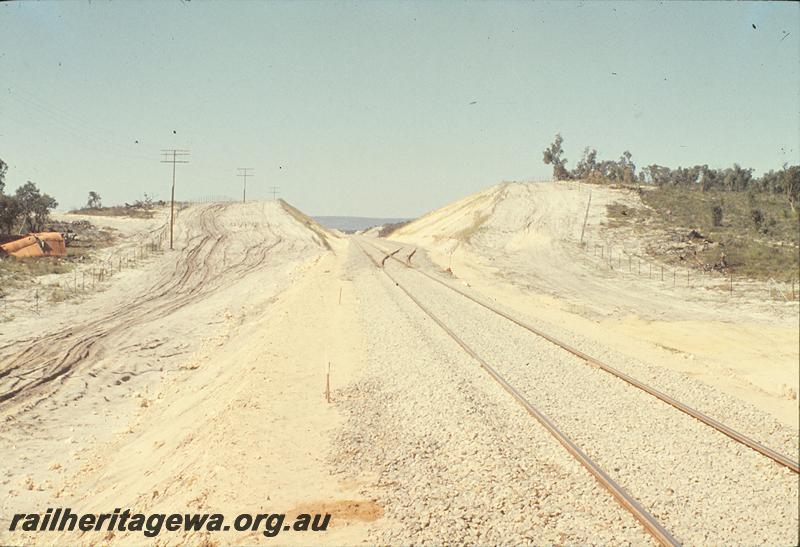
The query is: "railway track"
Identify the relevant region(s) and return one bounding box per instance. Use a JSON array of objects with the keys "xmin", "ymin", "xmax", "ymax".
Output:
[
  {"xmin": 360, "ymin": 237, "xmax": 799, "ymax": 474},
  {"xmin": 354, "ymin": 237, "xmax": 798, "ymax": 546}
]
